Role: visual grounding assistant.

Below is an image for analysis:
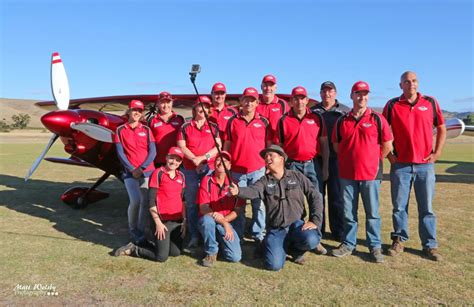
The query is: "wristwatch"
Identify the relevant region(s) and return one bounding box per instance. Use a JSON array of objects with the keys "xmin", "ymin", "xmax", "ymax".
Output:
[{"xmin": 205, "ymin": 153, "xmax": 211, "ymax": 160}]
